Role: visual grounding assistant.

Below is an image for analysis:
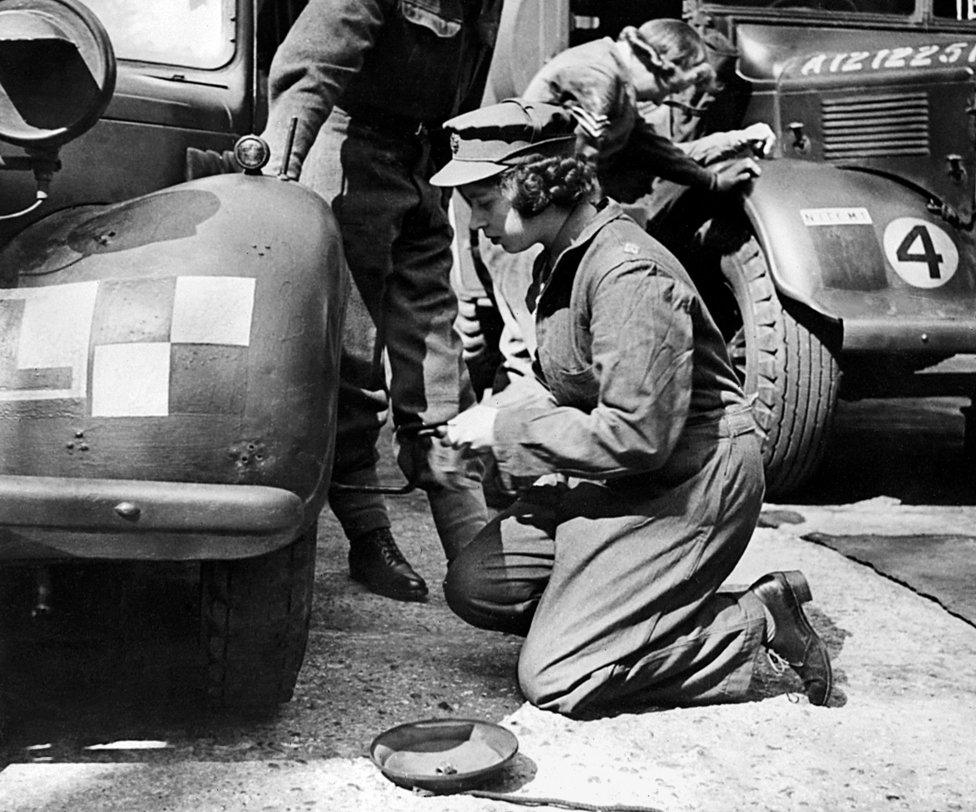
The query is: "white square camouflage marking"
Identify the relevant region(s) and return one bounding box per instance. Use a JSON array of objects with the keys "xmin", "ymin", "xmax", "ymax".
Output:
[
  {"xmin": 1, "ymin": 281, "xmax": 98, "ymax": 402},
  {"xmin": 170, "ymin": 276, "xmax": 255, "ymax": 346},
  {"xmin": 91, "ymin": 342, "xmax": 171, "ymax": 417}
]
